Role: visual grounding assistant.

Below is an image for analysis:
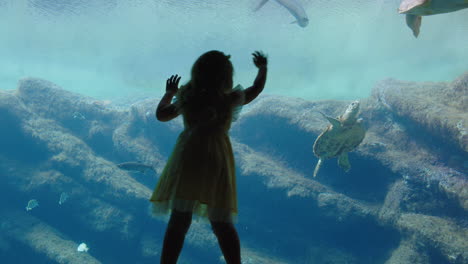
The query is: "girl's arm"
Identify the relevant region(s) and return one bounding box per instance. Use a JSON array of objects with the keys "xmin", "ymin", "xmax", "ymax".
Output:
[
  {"xmin": 243, "ymin": 51, "xmax": 268, "ymax": 105},
  {"xmin": 156, "ymin": 75, "xmax": 181, "ymax": 122},
  {"xmin": 156, "ymin": 91, "xmax": 178, "ymax": 121}
]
